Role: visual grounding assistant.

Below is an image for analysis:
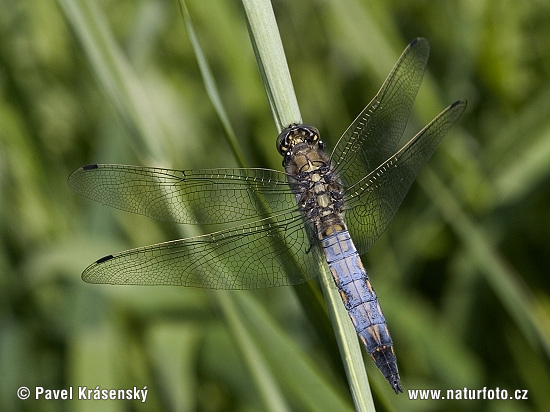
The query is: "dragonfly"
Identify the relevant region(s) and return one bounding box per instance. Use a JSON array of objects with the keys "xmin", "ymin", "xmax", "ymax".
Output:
[{"xmin": 69, "ymin": 38, "xmax": 466, "ymax": 394}]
